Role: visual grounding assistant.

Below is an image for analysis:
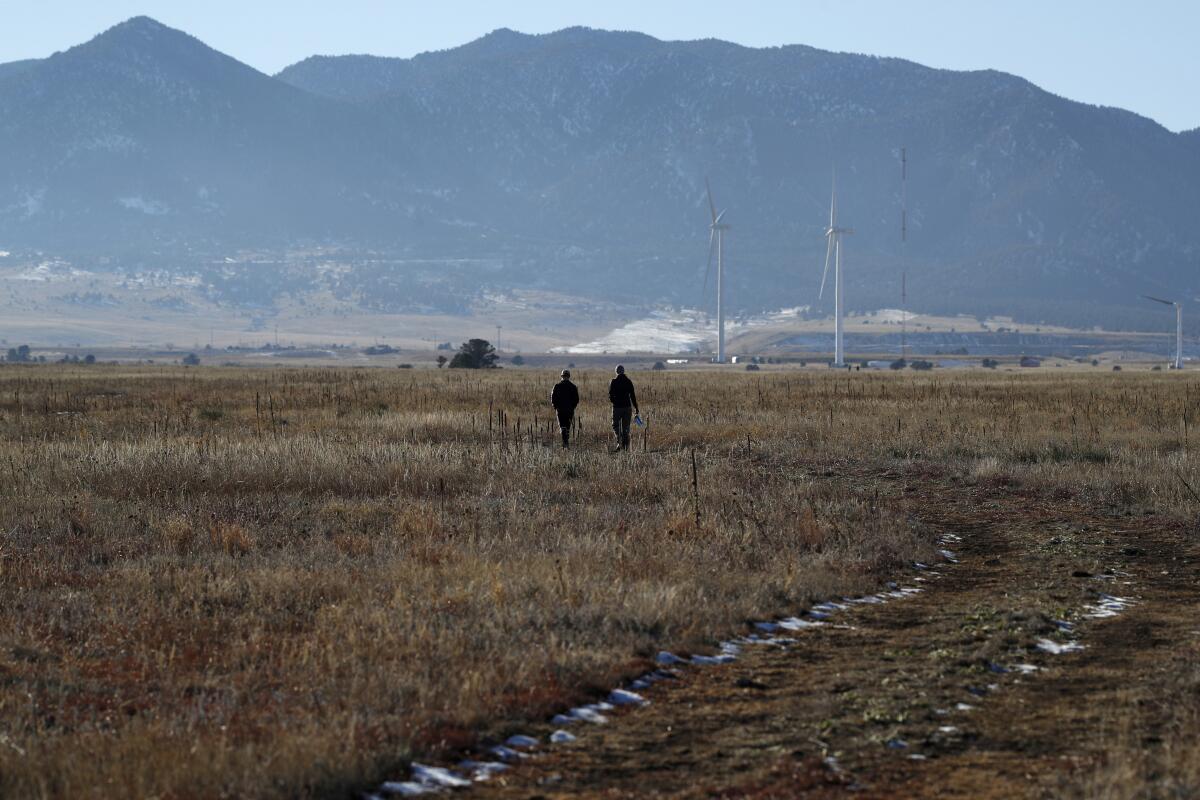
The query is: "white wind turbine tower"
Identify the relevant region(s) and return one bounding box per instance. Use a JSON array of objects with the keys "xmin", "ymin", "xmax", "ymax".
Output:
[
  {"xmin": 703, "ymin": 178, "xmax": 731, "ymax": 363},
  {"xmin": 1143, "ymin": 295, "xmax": 1183, "ymax": 369},
  {"xmin": 820, "ymin": 175, "xmax": 853, "ymax": 367}
]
